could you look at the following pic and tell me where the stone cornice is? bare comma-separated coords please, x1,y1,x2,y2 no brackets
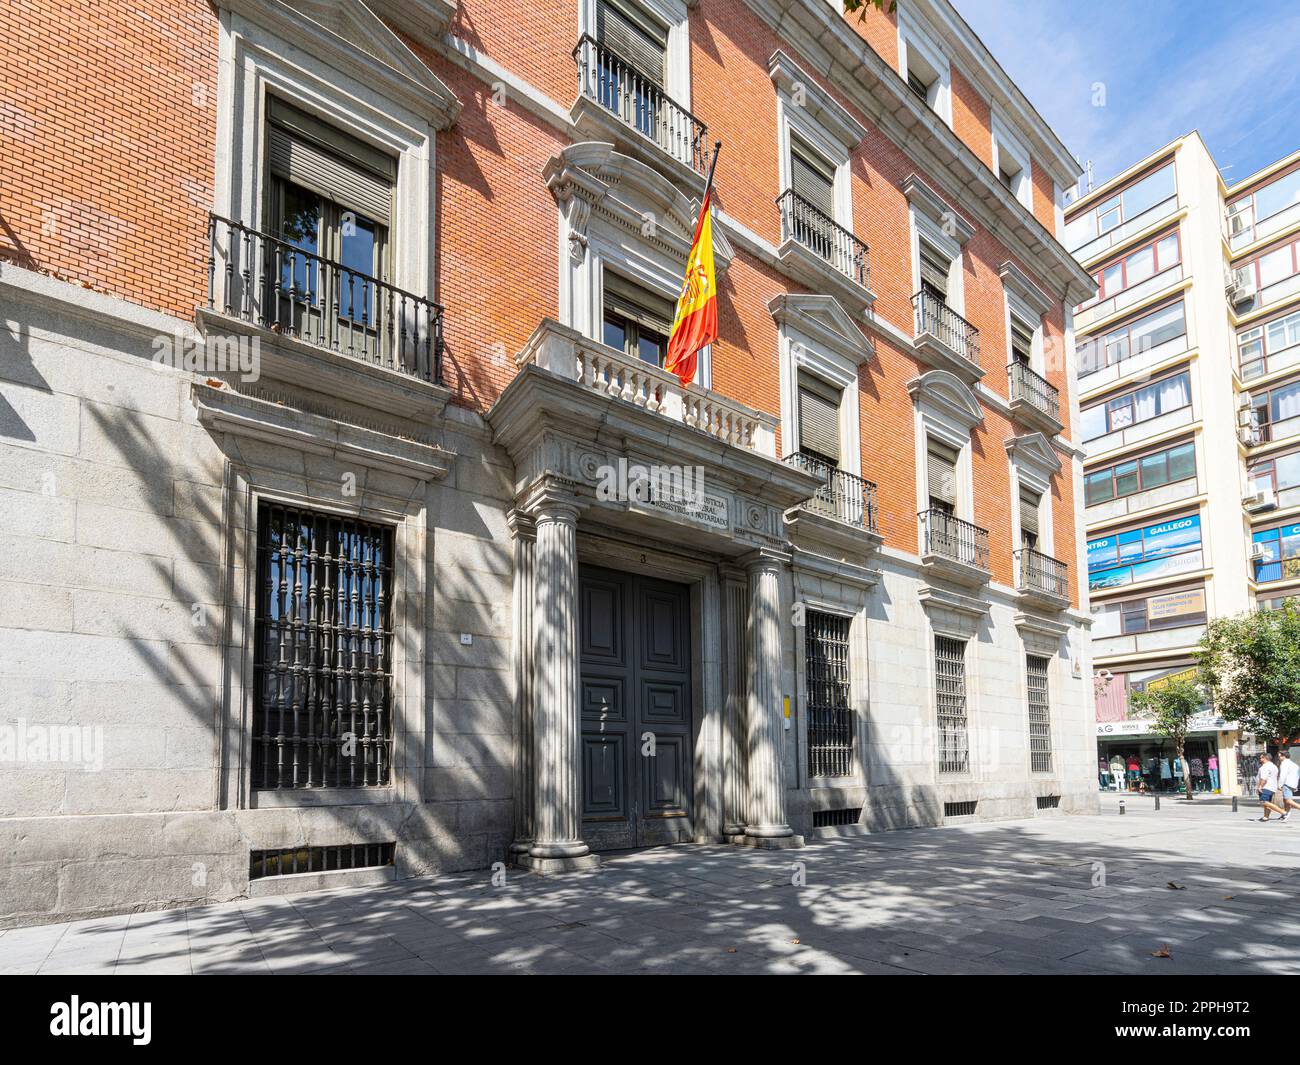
907,369,984,429
904,174,975,244
999,260,1054,318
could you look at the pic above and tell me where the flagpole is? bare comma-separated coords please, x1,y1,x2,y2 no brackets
703,140,723,200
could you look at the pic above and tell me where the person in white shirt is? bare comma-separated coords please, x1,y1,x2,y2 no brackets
1256,753,1287,821
1277,750,1300,820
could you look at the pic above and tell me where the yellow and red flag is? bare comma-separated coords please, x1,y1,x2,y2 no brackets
664,147,721,387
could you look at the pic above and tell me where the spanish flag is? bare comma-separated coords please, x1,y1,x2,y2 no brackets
664,145,722,387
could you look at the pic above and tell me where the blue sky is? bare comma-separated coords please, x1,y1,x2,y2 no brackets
954,0,1300,192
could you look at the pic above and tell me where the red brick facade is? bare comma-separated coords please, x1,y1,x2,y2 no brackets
0,0,1082,607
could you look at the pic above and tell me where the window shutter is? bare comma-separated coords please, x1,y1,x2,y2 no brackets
267,99,395,227
920,241,950,296
603,271,675,336
927,439,959,507
1020,487,1041,537
597,0,668,85
790,138,836,219
1011,317,1034,364
798,372,842,462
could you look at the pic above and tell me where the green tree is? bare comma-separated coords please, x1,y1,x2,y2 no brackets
1198,599,1300,744
843,0,897,19
1129,678,1203,801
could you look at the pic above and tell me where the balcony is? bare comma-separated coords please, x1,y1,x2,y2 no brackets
776,189,870,292
912,287,982,383
1008,361,1062,434
206,214,444,385
571,34,710,182
919,508,990,588
515,318,776,455
1015,548,1069,610
783,452,879,534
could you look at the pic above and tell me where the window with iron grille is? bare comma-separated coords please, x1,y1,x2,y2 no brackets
1036,794,1060,810
934,635,969,774
249,842,395,881
806,611,853,778
253,504,394,790
812,807,862,828
1027,654,1052,774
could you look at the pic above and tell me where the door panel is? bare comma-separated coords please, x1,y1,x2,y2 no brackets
580,566,693,850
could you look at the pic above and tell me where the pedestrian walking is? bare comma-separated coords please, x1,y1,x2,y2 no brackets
1277,749,1300,820
1256,752,1287,821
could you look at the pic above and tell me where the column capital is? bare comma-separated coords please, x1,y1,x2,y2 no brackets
738,546,791,574
506,508,537,541
519,475,586,523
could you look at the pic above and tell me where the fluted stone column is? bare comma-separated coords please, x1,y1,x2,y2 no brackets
507,510,536,857
522,489,598,871
721,570,749,839
743,549,801,847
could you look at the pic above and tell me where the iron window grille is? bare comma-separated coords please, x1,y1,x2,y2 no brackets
944,800,977,817
934,635,969,775
805,611,854,778
249,842,395,881
1027,654,1052,774
1036,794,1061,810
812,807,862,828
253,504,395,790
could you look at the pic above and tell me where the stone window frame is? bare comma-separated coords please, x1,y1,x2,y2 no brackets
906,175,973,317
909,370,984,527
212,1,458,309
770,50,867,237
1000,260,1054,378
771,293,874,474
896,5,953,129
992,110,1034,211
1006,431,1063,560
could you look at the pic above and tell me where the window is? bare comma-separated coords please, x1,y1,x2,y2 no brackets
1019,485,1041,550
1062,161,1176,253
806,611,853,778
919,239,951,300
927,438,960,513
935,635,969,775
1026,655,1051,773
1091,230,1181,301
1238,237,1300,294
1251,378,1300,443
1078,299,1187,376
1082,371,1191,441
597,0,667,85
1010,316,1034,366
1087,514,1203,590
264,98,397,355
1251,522,1300,584
1228,168,1300,247
1084,440,1195,506
253,504,394,790
1248,448,1300,507
1238,308,1300,380
602,271,675,366
1117,586,1207,634
798,371,842,464
907,68,931,103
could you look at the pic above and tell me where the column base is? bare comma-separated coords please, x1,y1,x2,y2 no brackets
513,853,602,875
727,833,805,850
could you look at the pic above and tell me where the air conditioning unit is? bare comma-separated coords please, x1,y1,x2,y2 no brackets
1227,275,1257,307
1251,543,1270,560
1244,489,1277,512
1239,426,1261,446
1238,391,1253,410
1239,408,1256,427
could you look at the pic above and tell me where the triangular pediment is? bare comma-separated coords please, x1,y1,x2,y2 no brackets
768,293,874,365
1005,431,1062,476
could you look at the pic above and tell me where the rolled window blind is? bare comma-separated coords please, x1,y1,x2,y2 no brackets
597,0,668,86
798,372,841,462
927,439,959,507
604,271,675,336
790,138,836,219
1011,317,1035,364
920,241,950,296
267,98,395,227
1020,487,1041,538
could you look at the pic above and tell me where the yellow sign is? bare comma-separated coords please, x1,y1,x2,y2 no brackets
783,695,791,719
1147,587,1205,621
1145,666,1198,692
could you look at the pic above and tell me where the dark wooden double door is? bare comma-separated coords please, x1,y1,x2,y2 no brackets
579,567,694,851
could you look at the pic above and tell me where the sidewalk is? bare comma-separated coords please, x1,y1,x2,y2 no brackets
4,806,1299,975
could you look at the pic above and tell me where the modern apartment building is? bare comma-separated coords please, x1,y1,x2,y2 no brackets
1066,132,1300,797
0,0,1096,925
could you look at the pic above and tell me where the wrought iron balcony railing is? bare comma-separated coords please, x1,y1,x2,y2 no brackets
1016,547,1068,599
913,286,980,367
784,452,878,532
573,34,711,175
207,214,444,385
776,189,870,289
919,508,990,571
1008,360,1060,424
